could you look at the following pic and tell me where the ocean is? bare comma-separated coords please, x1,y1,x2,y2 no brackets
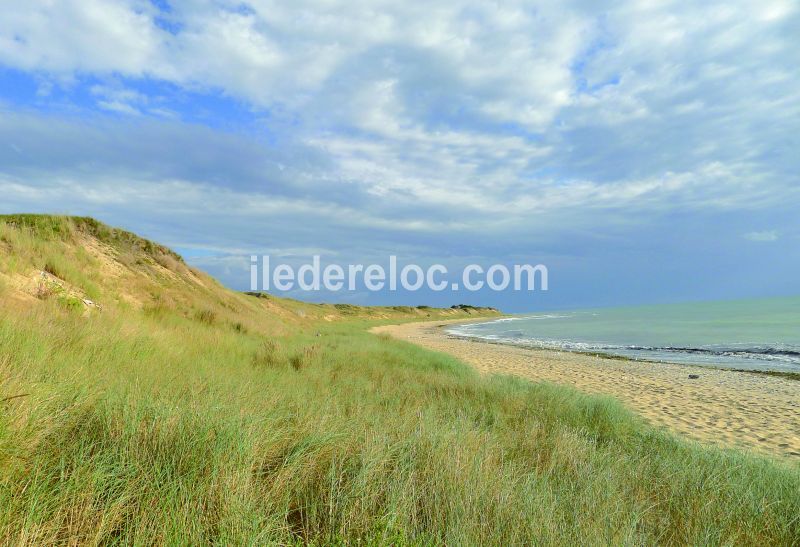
447,296,800,373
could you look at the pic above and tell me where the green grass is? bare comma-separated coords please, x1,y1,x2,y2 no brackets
0,304,798,545
0,214,183,263
0,215,798,544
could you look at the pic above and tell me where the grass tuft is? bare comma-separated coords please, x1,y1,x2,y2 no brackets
194,309,218,325
252,339,283,369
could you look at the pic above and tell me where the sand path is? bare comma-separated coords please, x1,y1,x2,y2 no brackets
373,320,800,460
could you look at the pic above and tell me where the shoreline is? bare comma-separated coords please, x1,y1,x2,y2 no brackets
444,326,800,382
373,320,800,460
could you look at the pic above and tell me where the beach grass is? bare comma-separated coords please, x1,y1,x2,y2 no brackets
0,215,799,544
1,306,799,545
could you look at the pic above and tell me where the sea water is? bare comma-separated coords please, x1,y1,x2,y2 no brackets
447,296,800,373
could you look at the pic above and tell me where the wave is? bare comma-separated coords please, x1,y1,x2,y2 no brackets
630,344,800,364
444,329,800,368
447,314,573,336
519,313,575,320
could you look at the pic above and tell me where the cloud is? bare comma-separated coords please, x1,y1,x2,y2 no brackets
0,0,798,307
0,0,165,74
744,230,779,242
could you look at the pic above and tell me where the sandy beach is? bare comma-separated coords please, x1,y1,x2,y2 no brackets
373,320,800,459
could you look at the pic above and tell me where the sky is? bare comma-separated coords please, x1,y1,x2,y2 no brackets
0,0,798,312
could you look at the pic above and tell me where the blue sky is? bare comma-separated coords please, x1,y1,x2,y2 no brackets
1,0,798,311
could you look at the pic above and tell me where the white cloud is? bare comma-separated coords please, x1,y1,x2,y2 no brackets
0,0,798,279
0,0,589,123
744,230,779,242
0,0,165,74
95,100,141,115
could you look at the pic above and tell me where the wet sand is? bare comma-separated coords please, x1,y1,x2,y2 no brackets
373,320,800,460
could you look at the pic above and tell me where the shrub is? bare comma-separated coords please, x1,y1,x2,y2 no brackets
334,304,359,315
245,291,270,299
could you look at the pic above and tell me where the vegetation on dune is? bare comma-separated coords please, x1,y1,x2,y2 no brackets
1,214,184,263
0,216,798,544
0,215,466,331
450,303,499,312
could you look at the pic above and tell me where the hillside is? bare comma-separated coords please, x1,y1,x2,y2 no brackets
0,215,798,545
0,214,498,331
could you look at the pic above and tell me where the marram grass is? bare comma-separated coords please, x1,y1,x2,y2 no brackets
0,215,798,545
0,307,798,545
